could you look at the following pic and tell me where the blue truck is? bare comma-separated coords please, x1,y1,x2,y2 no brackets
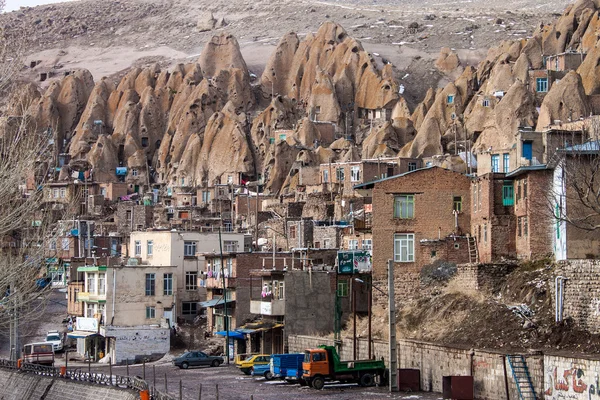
271,353,305,384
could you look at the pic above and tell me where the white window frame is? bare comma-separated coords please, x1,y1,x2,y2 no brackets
350,166,360,182
394,233,415,262
98,273,106,295
134,240,141,256
348,239,359,250
362,239,372,250
147,240,153,256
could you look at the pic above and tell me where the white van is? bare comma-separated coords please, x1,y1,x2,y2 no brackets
23,342,54,366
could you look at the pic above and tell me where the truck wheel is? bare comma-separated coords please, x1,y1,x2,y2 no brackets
312,376,325,390
360,373,374,387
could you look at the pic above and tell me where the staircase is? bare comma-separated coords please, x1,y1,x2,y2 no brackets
507,355,537,400
467,235,479,263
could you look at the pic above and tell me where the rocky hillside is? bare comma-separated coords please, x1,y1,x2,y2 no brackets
2,0,598,196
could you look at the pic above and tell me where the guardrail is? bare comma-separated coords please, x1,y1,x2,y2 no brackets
0,358,176,400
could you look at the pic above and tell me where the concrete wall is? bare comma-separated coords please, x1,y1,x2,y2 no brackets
0,369,137,400
103,325,170,364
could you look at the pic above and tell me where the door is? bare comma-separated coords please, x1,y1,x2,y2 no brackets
198,352,209,366
163,309,173,328
522,142,533,160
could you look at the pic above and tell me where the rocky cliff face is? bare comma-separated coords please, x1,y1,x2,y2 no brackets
24,1,600,194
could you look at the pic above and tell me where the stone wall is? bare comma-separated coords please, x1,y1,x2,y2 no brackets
543,354,600,400
288,335,545,399
0,369,137,400
454,263,518,293
552,259,600,334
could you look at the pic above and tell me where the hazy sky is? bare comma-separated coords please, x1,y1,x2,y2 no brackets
5,0,78,12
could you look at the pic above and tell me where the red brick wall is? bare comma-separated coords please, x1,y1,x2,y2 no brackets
371,167,471,279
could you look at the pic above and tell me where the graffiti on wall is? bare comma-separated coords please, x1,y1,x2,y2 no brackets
545,365,600,399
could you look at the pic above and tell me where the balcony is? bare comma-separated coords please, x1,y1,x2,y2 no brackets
76,291,107,303
205,277,236,289
250,298,285,316
354,218,372,232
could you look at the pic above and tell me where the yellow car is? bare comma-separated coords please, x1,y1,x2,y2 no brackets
238,354,271,375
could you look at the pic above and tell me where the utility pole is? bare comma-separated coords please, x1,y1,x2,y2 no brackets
218,225,229,364
388,259,398,392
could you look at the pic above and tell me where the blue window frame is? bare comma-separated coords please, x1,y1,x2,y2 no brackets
503,153,510,173
491,154,500,173
522,142,533,161
502,182,514,206
536,78,548,93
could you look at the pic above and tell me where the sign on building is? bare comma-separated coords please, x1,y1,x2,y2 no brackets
337,251,372,274
76,317,99,332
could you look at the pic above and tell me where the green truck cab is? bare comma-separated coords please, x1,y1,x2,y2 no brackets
301,345,387,390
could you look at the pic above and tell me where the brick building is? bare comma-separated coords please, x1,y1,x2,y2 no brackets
358,167,472,282
471,166,554,263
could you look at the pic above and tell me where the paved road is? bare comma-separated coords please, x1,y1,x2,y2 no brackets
69,361,442,400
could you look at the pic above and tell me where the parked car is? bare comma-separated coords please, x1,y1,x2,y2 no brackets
172,351,223,369
45,330,63,352
251,362,275,380
238,354,270,375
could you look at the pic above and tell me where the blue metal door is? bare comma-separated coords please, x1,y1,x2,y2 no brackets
522,142,533,160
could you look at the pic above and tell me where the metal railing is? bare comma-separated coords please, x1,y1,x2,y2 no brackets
0,358,176,400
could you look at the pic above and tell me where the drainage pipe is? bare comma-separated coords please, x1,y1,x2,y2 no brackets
555,276,567,323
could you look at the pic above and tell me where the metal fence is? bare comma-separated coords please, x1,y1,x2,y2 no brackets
0,358,176,400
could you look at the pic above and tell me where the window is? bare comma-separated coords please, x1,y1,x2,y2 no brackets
182,301,198,316
132,168,138,177
146,306,155,319
147,240,153,256
350,166,360,182
185,271,198,291
431,250,437,258
315,106,321,114
181,177,185,186
337,280,349,297
59,188,66,198
502,181,514,206
49,240,56,251
163,273,173,296
289,225,297,239
87,273,96,294
491,154,500,173
453,196,462,213
503,153,510,173
323,239,331,249
473,184,478,212
134,240,141,256
518,216,523,237
53,188,59,198
184,241,197,257
523,179,528,199
536,77,548,93
201,190,211,203
483,98,490,107
126,210,132,221
393,195,414,219
523,217,528,237
425,161,433,168
447,94,455,104
484,224,488,243
225,258,233,276
323,170,329,183
61,238,70,250
348,239,359,250
362,239,372,250
141,137,149,147
224,241,238,252
87,303,95,318
336,168,345,182
145,273,155,296
279,133,286,141
394,233,415,262
98,273,106,295
408,162,417,171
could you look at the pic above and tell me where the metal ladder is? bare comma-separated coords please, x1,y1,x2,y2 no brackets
467,235,479,263
507,355,536,400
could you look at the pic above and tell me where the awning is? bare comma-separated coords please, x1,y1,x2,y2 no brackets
67,330,100,339
236,323,284,334
199,298,235,308
215,330,245,340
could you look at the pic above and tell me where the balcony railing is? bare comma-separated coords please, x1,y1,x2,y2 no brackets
205,277,236,289
76,291,107,303
250,298,285,316
353,219,372,231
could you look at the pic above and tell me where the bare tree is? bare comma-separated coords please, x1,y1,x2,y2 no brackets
0,0,68,359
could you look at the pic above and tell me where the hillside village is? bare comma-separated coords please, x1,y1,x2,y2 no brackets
2,0,600,398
